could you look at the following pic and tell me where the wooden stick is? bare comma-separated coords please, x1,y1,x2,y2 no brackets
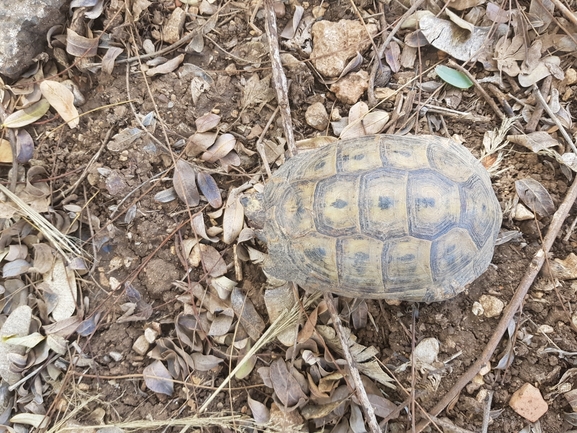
412,170,577,432
325,294,381,433
263,0,296,156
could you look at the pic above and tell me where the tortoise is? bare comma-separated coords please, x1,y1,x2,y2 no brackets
243,134,502,302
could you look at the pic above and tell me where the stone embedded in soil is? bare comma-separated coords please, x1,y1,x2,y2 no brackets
132,335,150,356
311,19,378,77
478,295,505,318
548,253,577,280
330,70,370,105
509,383,548,423
305,102,329,131
512,203,534,221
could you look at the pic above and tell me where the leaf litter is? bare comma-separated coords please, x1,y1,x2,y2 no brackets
1,0,577,431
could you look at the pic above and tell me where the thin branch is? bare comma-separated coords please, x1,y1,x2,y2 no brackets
263,0,296,156
325,294,381,433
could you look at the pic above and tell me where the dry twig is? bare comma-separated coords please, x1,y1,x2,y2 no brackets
413,169,577,432
263,0,296,156
325,294,381,433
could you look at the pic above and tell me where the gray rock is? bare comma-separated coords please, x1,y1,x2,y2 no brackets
0,0,67,79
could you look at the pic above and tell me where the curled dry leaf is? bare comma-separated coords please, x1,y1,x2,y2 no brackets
201,133,236,163
146,54,185,76
223,186,246,244
419,15,496,63
143,360,174,396
269,358,308,409
15,129,35,164
247,393,270,424
191,212,218,242
191,353,223,371
196,112,221,132
230,287,265,341
2,99,51,129
264,285,299,346
190,244,227,277
515,178,555,218
3,259,31,278
196,172,222,208
173,160,199,207
39,80,80,128
42,258,77,321
0,305,32,385
101,47,124,74
66,28,99,57
508,132,560,153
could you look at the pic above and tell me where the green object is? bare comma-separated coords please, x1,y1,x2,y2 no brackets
435,65,474,89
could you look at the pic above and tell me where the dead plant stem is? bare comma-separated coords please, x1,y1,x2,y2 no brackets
263,0,296,156
325,294,381,433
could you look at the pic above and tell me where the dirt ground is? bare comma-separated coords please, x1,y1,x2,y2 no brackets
7,0,577,432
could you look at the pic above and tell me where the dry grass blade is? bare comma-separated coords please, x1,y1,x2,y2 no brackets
0,183,85,260
198,291,322,413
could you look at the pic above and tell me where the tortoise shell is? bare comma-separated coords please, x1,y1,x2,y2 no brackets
261,135,502,302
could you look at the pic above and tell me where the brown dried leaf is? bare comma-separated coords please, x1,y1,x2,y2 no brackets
191,353,223,371
264,285,299,346
419,15,494,62
223,186,245,244
196,112,221,133
507,132,560,152
269,358,308,408
197,172,222,208
66,28,98,57
0,138,12,162
384,40,401,73
42,259,77,321
0,305,32,385
191,213,218,242
247,393,270,424
143,360,174,396
193,244,227,277
515,178,555,217
185,131,218,157
173,160,199,207
241,73,274,109
146,54,185,76
201,133,236,163
230,287,265,341
39,80,79,128
301,399,345,420
102,47,124,74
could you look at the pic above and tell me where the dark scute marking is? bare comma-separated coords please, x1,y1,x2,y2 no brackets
314,161,326,170
400,253,415,262
378,196,394,210
417,197,435,208
332,199,348,209
353,153,365,160
353,251,369,271
304,247,326,263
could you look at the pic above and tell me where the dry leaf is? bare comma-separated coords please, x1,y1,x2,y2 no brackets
223,186,245,244
0,139,12,162
196,113,221,132
173,160,199,207
146,54,185,76
143,360,174,396
39,80,80,128
102,47,124,74
66,28,99,57
2,99,51,128
515,178,555,217
15,129,34,163
0,305,32,385
247,393,270,424
201,133,236,163
196,172,222,208
269,358,308,408
230,287,265,341
42,258,77,321
191,244,227,277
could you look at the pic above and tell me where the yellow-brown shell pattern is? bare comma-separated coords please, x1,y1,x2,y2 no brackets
262,135,502,302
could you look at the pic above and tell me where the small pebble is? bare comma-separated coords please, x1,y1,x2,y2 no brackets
509,383,548,423
478,295,504,318
512,203,534,221
330,71,370,105
109,351,123,362
132,335,150,356
305,102,329,131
